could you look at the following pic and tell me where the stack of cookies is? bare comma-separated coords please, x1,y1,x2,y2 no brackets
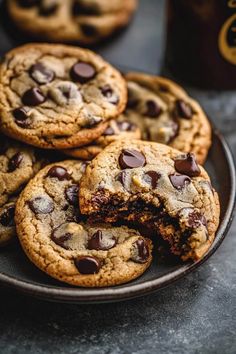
0,42,220,287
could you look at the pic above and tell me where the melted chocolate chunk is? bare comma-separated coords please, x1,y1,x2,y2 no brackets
29,196,54,214
100,85,119,105
8,152,24,172
169,173,191,190
0,206,15,227
65,185,79,206
119,149,146,169
17,0,40,7
22,88,46,106
117,171,127,186
29,63,55,84
72,1,99,15
174,153,201,177
145,100,162,118
132,239,149,263
80,24,98,37
51,228,72,250
70,62,96,83
88,230,117,250
46,166,71,181
187,210,207,228
144,171,161,189
74,256,101,274
13,107,31,128
176,99,193,119
91,192,109,208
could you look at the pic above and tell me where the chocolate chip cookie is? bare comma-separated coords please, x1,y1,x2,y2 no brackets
0,43,127,150
124,72,212,164
63,116,141,160
79,140,220,261
0,134,46,246
8,0,137,44
15,160,152,287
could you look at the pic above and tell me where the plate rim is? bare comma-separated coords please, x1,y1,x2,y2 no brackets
0,128,235,304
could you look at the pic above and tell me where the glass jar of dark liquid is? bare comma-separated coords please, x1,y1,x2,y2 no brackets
166,0,236,89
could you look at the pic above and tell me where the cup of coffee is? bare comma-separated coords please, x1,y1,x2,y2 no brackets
165,0,236,89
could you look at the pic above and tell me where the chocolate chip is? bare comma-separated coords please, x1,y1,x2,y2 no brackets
65,185,79,206
46,166,71,181
187,210,207,228
80,24,98,37
88,230,116,251
22,88,46,106
117,121,136,132
132,239,149,263
117,171,127,186
103,126,115,136
174,153,201,177
0,206,15,227
39,3,58,16
119,149,146,169
8,152,24,172
91,193,109,208
100,85,119,105
144,171,161,189
17,0,40,7
145,100,162,118
70,62,96,83
29,63,55,84
74,256,101,274
169,173,191,190
29,196,54,214
51,228,72,250
13,107,31,128
72,1,99,15
176,99,193,119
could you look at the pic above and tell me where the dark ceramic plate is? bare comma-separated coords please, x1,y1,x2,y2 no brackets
0,129,235,303
0,0,235,303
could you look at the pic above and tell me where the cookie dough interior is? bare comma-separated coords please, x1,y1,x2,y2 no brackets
86,193,208,261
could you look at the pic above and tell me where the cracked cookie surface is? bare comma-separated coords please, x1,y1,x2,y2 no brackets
8,0,137,44
0,43,127,149
124,72,211,164
0,134,46,246
63,72,211,162
63,116,141,160
79,140,220,261
15,160,152,287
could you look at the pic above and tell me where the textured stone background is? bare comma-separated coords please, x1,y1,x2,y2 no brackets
0,1,236,353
